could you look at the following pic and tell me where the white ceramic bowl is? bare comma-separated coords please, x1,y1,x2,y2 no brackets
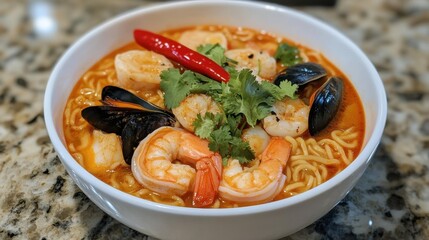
44,1,387,239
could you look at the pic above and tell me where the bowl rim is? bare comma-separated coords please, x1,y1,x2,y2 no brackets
44,0,387,216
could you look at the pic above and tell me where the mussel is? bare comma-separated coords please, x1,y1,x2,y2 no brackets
274,62,327,86
274,62,343,135
101,86,174,117
81,86,175,164
308,77,344,136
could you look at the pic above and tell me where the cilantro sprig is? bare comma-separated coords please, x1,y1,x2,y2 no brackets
197,43,237,67
197,44,227,66
160,69,221,109
216,69,298,127
193,113,254,165
160,44,299,164
274,42,303,66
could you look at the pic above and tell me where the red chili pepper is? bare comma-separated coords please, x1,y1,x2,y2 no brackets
134,29,230,83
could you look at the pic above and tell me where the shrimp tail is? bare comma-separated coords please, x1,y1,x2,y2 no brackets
261,137,291,165
193,154,222,207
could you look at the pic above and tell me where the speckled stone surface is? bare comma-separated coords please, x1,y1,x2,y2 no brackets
0,0,428,239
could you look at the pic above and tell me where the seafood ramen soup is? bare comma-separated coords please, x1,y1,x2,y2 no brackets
63,25,365,208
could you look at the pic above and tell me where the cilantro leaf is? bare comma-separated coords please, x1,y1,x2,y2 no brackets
197,43,238,68
226,115,244,138
190,73,223,94
197,44,227,66
160,69,221,109
239,70,273,108
224,65,239,80
220,69,276,127
260,80,299,100
193,112,254,165
193,114,214,139
274,43,303,66
209,126,232,157
229,137,254,164
278,80,299,99
193,113,223,139
160,69,196,109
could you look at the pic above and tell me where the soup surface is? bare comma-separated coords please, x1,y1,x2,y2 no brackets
63,25,365,208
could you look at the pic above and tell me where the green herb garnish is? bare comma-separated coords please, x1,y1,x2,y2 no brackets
197,43,238,67
193,113,254,165
197,44,227,66
160,69,221,109
274,42,303,66
216,69,298,127
160,44,298,164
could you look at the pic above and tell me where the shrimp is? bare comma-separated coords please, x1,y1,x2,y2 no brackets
115,50,173,91
172,94,222,132
178,30,228,51
219,137,291,204
225,48,277,80
262,98,310,137
131,127,222,207
86,130,126,174
242,126,270,157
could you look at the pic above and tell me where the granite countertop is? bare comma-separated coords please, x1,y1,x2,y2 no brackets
1,0,428,239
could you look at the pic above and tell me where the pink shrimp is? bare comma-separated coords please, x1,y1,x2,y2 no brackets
131,127,222,207
219,137,291,204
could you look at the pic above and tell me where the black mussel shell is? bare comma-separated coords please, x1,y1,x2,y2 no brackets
274,62,327,86
121,114,175,164
308,77,344,136
81,106,175,164
102,85,174,117
82,106,144,135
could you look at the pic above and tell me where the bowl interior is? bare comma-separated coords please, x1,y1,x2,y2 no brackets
45,1,386,214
